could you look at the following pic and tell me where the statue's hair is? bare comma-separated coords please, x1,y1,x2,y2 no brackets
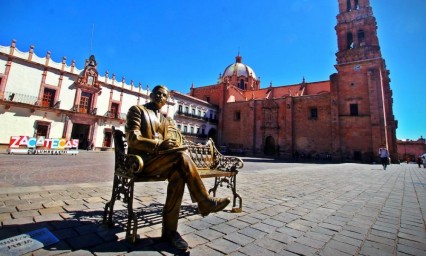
152,85,169,93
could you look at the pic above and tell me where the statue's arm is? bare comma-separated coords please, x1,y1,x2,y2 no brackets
125,105,158,153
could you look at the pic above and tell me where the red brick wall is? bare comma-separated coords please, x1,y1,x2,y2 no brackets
292,94,333,157
191,84,223,106
217,94,335,158
220,101,254,151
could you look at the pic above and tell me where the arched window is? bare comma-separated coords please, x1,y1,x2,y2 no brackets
239,79,245,89
347,32,354,49
357,30,365,46
354,0,359,10
346,0,352,11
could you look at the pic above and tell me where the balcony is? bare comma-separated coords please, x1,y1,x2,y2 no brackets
203,117,218,124
104,111,126,120
2,92,129,122
176,110,218,123
3,91,38,105
3,91,62,112
72,105,98,115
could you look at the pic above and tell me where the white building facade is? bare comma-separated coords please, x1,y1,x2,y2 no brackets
0,40,218,152
170,90,218,144
0,40,178,151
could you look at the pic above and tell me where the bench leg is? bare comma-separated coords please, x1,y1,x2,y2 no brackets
208,177,220,197
103,176,139,243
209,176,242,213
125,179,138,243
103,175,120,226
230,176,242,213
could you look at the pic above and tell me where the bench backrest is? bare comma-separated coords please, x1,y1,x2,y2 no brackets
112,127,144,176
112,127,127,155
184,139,216,170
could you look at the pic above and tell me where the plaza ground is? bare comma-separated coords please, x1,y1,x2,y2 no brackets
0,152,425,255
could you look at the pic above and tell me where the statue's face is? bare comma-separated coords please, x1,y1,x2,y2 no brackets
150,87,169,110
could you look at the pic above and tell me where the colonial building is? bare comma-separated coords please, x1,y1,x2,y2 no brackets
190,0,398,163
0,42,219,152
0,43,177,151
170,90,218,144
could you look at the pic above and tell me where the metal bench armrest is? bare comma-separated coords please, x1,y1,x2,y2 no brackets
205,138,243,172
214,150,244,172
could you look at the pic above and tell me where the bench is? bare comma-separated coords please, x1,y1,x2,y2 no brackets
103,126,243,243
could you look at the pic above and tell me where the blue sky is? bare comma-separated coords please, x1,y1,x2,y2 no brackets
1,0,425,141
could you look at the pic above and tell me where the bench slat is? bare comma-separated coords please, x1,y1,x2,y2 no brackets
198,169,237,178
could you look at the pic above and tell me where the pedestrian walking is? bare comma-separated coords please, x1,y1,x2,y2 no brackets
378,145,389,170
417,157,422,168
422,155,426,169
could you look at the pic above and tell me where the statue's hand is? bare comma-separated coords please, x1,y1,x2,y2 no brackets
158,139,178,151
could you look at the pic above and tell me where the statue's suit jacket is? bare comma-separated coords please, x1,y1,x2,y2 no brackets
125,105,169,162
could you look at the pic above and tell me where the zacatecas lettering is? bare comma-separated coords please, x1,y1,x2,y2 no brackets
9,136,78,149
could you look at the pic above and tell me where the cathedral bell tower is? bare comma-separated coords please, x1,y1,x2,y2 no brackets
331,0,398,162
336,0,381,64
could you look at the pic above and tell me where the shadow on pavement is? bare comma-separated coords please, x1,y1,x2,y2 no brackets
1,204,199,255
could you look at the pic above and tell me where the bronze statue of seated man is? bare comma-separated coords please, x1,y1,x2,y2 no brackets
125,85,230,250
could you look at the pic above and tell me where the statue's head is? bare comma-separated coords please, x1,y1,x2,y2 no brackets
149,85,169,110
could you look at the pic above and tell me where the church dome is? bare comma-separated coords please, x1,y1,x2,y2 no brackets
222,55,257,80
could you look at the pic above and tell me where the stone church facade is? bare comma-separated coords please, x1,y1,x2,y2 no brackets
190,0,397,163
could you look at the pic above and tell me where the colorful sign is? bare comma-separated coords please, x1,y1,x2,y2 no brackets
7,136,79,155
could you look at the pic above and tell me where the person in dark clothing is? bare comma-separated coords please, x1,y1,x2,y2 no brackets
378,145,389,170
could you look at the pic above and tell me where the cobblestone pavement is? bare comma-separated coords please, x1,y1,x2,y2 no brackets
0,151,115,187
0,152,425,255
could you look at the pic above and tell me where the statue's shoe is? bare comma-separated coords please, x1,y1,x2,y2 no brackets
198,197,230,217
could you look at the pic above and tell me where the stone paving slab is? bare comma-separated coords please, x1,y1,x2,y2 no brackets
0,154,426,255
